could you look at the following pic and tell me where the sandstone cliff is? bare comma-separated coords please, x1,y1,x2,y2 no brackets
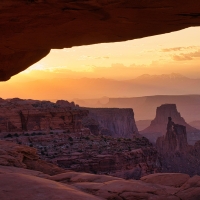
140,104,199,144
0,140,64,175
0,98,139,139
82,108,139,138
0,98,88,134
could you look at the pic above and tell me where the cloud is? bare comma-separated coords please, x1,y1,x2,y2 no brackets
78,55,109,60
173,55,193,61
172,49,200,61
161,46,198,52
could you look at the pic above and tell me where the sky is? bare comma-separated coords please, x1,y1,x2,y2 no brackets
1,27,200,100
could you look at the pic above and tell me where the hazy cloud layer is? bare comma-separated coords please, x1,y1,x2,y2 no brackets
172,49,200,61
161,46,198,52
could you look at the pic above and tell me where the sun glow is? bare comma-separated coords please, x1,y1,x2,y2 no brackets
2,27,200,100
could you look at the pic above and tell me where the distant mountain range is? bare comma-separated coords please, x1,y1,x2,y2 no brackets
2,73,200,100
75,94,200,123
2,73,200,123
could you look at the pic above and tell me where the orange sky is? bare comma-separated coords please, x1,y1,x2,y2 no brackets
1,27,200,100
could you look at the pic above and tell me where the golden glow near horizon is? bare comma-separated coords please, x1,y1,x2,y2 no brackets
15,27,200,80
1,27,200,100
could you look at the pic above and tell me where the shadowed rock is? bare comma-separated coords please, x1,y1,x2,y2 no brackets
140,104,199,144
1,1,200,80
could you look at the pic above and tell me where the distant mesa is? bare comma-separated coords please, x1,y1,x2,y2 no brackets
140,104,200,144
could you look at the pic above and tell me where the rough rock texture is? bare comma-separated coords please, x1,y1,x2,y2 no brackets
1,1,200,80
0,98,139,139
156,117,200,177
82,108,139,138
156,117,188,153
0,141,200,200
2,129,160,180
0,140,65,175
140,104,199,144
0,98,88,133
57,147,160,180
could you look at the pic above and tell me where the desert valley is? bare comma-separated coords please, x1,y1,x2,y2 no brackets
1,0,200,200
1,97,200,199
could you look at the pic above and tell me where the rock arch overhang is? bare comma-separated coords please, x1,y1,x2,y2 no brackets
1,0,200,81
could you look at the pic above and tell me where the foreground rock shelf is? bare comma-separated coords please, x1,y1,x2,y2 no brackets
1,0,200,80
1,165,200,200
0,137,200,199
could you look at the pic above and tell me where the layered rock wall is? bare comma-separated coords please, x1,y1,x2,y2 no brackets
82,108,139,138
0,99,88,133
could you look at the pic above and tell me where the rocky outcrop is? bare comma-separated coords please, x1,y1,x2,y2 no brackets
0,99,139,139
0,98,88,134
56,100,77,108
1,1,200,80
140,104,199,144
155,117,200,176
0,140,65,175
0,138,199,199
57,147,160,180
1,165,200,200
156,117,188,153
2,129,160,180
82,108,139,138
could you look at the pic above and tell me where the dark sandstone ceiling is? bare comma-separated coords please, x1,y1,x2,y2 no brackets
1,0,200,81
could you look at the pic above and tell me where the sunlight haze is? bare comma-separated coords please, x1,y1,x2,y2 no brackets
1,27,200,100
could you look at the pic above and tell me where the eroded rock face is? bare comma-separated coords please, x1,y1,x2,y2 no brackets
0,140,64,175
2,128,160,180
0,98,88,133
140,104,199,144
0,98,139,139
156,117,188,153
0,140,199,199
82,108,139,138
1,1,200,80
156,117,200,176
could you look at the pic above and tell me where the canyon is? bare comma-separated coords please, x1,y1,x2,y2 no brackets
1,1,200,80
2,1,200,199
1,98,200,199
1,140,200,200
0,98,156,179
